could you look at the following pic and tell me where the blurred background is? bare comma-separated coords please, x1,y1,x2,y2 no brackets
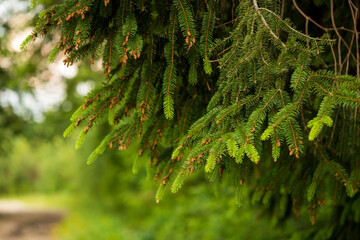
0,1,333,239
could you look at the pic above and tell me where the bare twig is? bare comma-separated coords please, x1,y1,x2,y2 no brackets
293,0,358,64
330,0,343,74
349,0,359,78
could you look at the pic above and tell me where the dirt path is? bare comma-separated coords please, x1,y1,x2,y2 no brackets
0,200,65,240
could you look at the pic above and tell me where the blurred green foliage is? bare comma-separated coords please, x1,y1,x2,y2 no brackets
1,1,360,239
2,130,296,240
0,96,357,240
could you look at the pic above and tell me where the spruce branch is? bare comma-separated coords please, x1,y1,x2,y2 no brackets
252,0,287,49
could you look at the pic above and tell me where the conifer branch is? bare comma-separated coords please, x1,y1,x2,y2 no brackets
27,0,360,220
258,7,336,43
252,0,286,49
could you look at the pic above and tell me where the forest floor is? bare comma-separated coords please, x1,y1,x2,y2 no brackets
0,200,65,240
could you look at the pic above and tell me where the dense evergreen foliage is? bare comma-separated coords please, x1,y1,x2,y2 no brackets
24,0,360,232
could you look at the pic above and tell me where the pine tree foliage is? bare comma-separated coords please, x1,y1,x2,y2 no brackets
25,0,360,224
